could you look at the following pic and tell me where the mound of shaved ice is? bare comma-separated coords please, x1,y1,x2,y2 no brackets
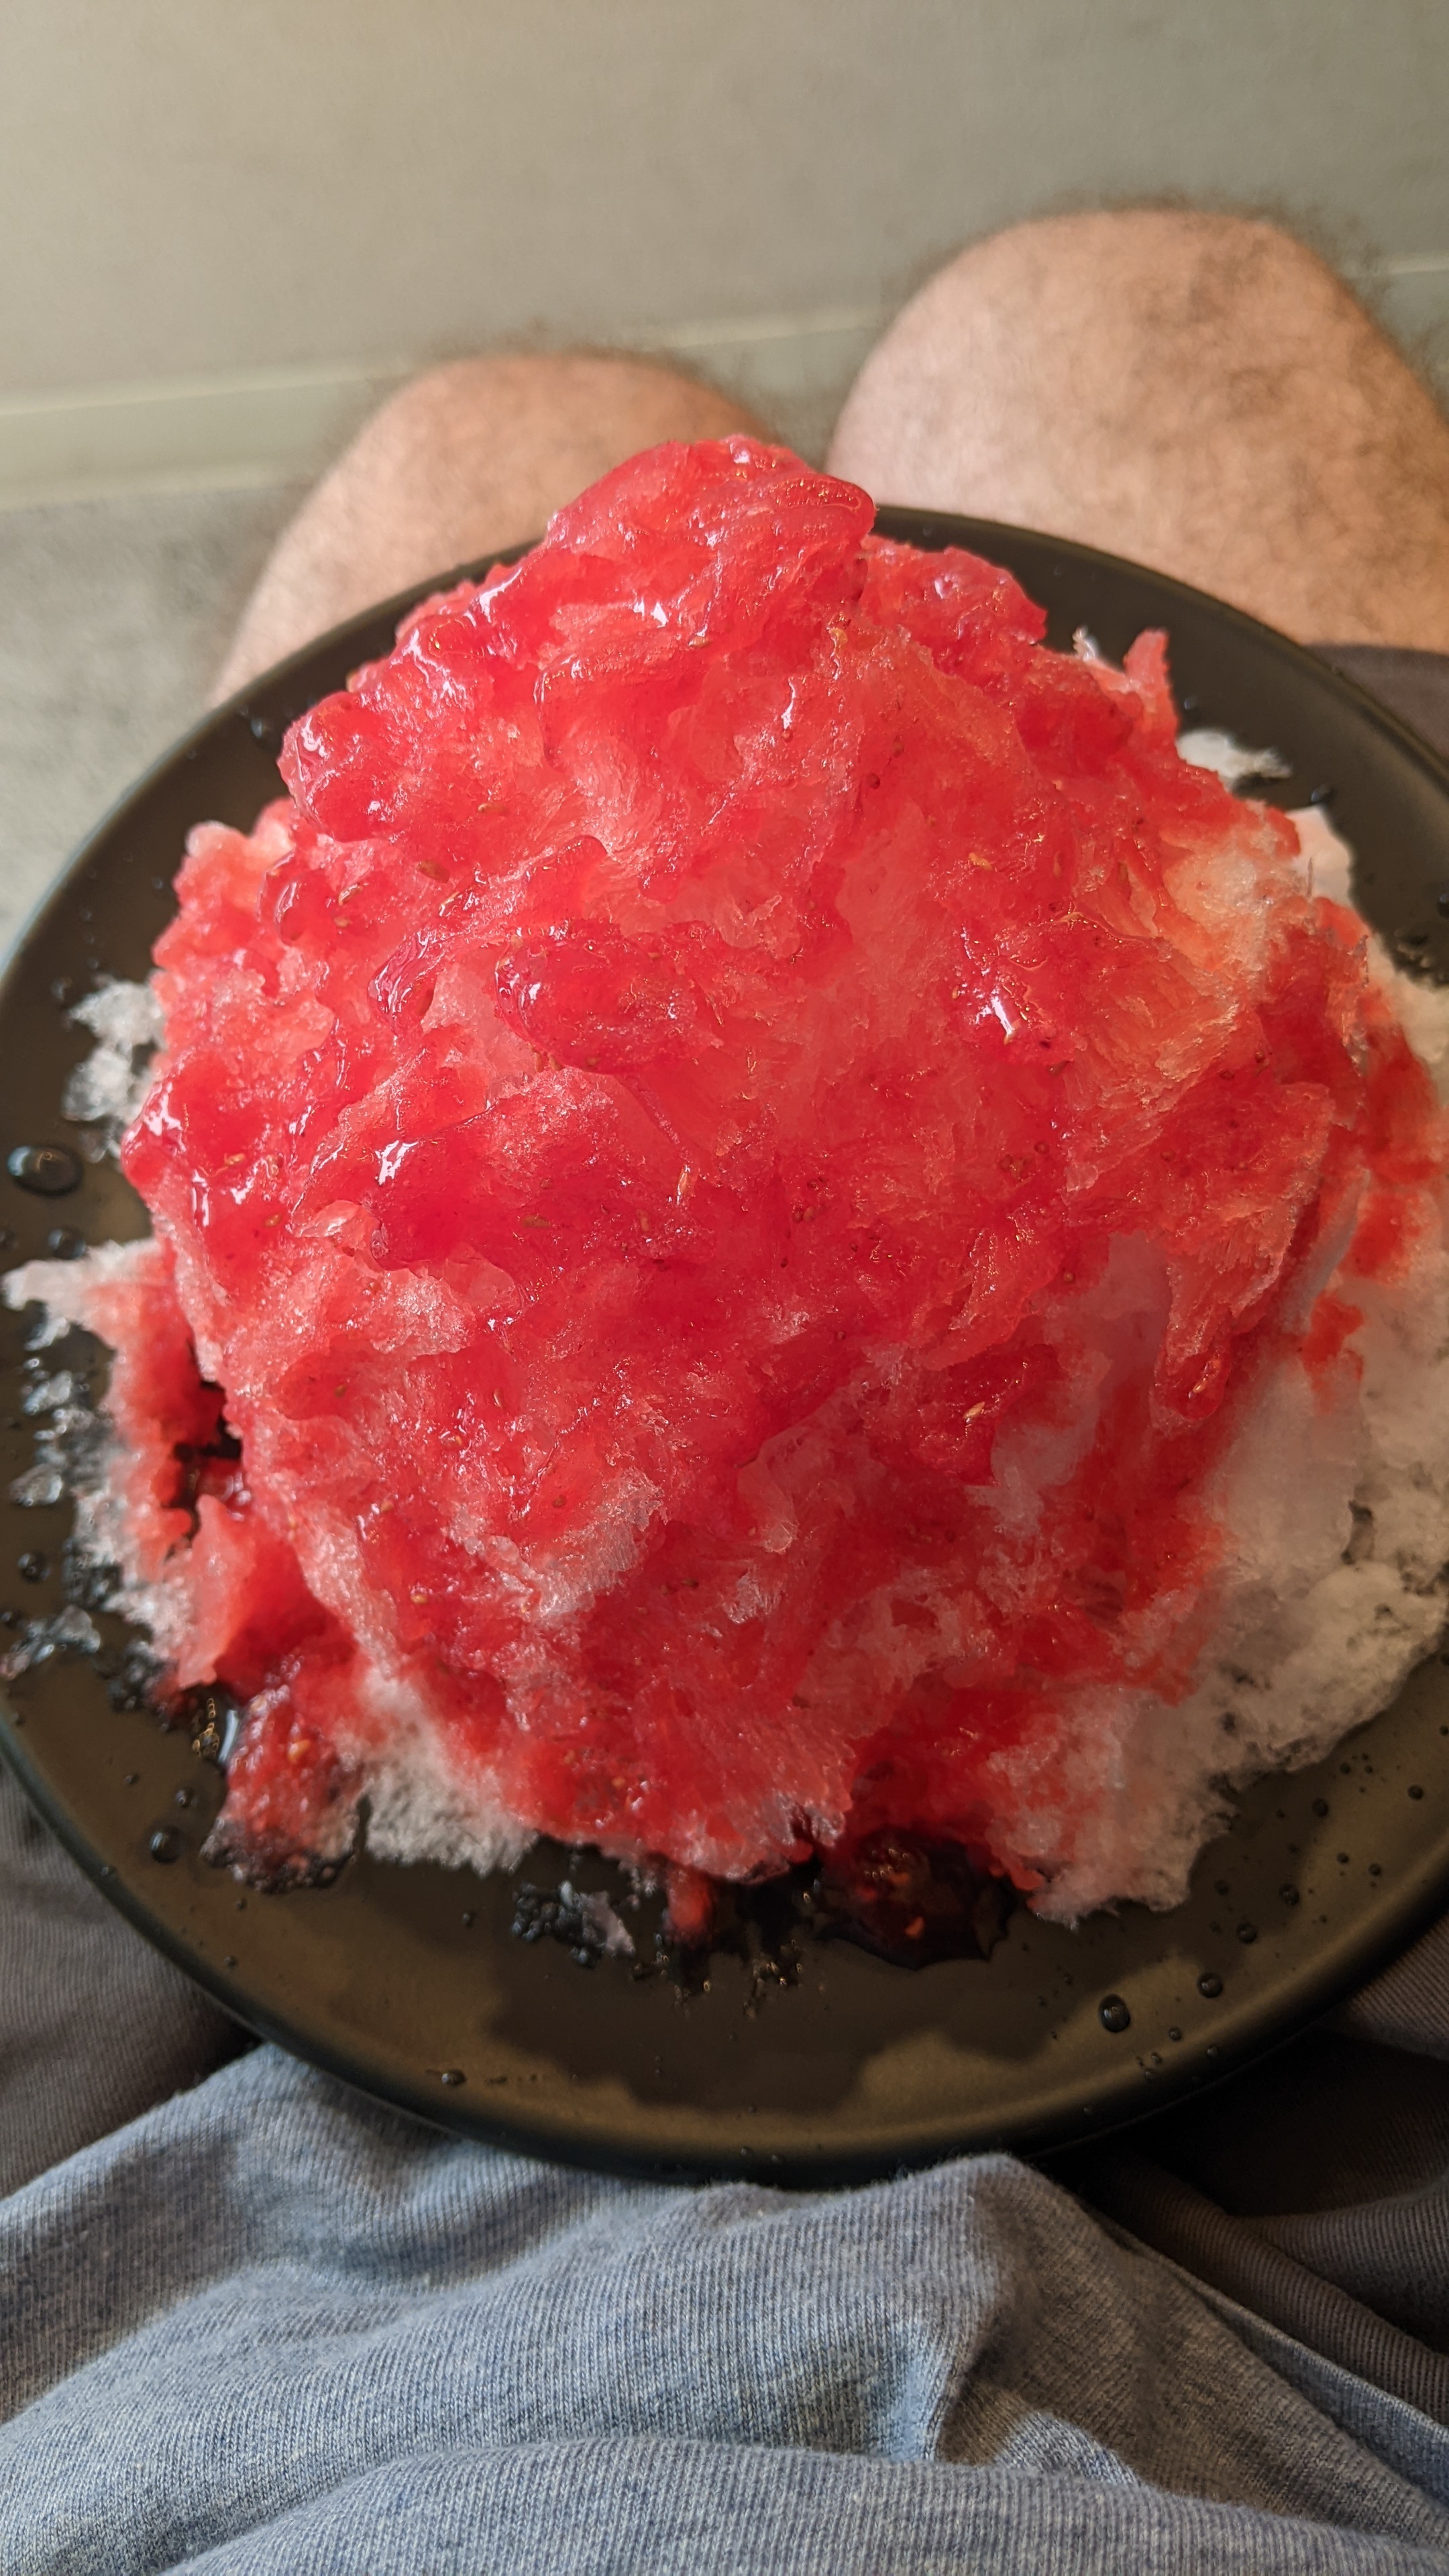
10,437,1449,1930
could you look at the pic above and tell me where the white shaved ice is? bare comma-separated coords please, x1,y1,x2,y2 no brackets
1177,727,1293,790
61,977,164,1140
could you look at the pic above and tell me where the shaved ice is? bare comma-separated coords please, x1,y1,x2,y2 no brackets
9,437,1449,1933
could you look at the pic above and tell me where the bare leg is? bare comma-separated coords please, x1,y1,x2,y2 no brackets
828,211,1449,649
213,354,765,697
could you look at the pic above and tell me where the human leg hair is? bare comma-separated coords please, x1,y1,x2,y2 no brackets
827,210,1449,649
213,354,765,697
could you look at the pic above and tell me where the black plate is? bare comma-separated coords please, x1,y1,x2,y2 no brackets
3,510,1449,2186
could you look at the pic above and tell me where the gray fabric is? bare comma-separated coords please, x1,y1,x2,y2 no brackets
9,1774,1449,2569
0,1768,244,2196
1076,2145,1449,2421
1069,2022,1449,2370
1337,1911,1449,2063
5,645,1449,2572
5,2024,1449,2575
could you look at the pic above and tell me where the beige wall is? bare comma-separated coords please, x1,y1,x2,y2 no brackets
2,0,1445,394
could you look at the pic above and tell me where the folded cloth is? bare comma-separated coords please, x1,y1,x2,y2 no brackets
1,645,1448,2576
4,2008,1449,2576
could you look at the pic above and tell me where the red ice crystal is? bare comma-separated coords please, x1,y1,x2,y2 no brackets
93,437,1444,1907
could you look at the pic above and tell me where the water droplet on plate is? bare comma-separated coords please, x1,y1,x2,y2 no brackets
148,1827,181,1863
7,1144,80,1197
1197,1972,1223,1999
1236,1922,1258,1944
1099,1994,1130,2033
437,2067,466,2088
16,1552,48,1582
43,1227,86,1260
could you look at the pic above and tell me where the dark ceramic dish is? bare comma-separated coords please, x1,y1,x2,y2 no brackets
3,509,1449,2186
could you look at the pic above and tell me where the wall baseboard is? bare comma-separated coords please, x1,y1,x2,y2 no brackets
0,305,890,511
1,258,1443,515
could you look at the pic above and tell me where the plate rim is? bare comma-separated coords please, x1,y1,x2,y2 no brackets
4,505,1449,2184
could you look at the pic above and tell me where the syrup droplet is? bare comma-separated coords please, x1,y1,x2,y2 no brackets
7,1144,80,1197
1197,1972,1223,1998
43,1226,86,1259
148,1827,181,1862
1099,1994,1130,2033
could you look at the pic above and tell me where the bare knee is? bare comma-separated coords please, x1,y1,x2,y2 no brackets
349,352,761,522
215,353,763,697
830,210,1449,647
